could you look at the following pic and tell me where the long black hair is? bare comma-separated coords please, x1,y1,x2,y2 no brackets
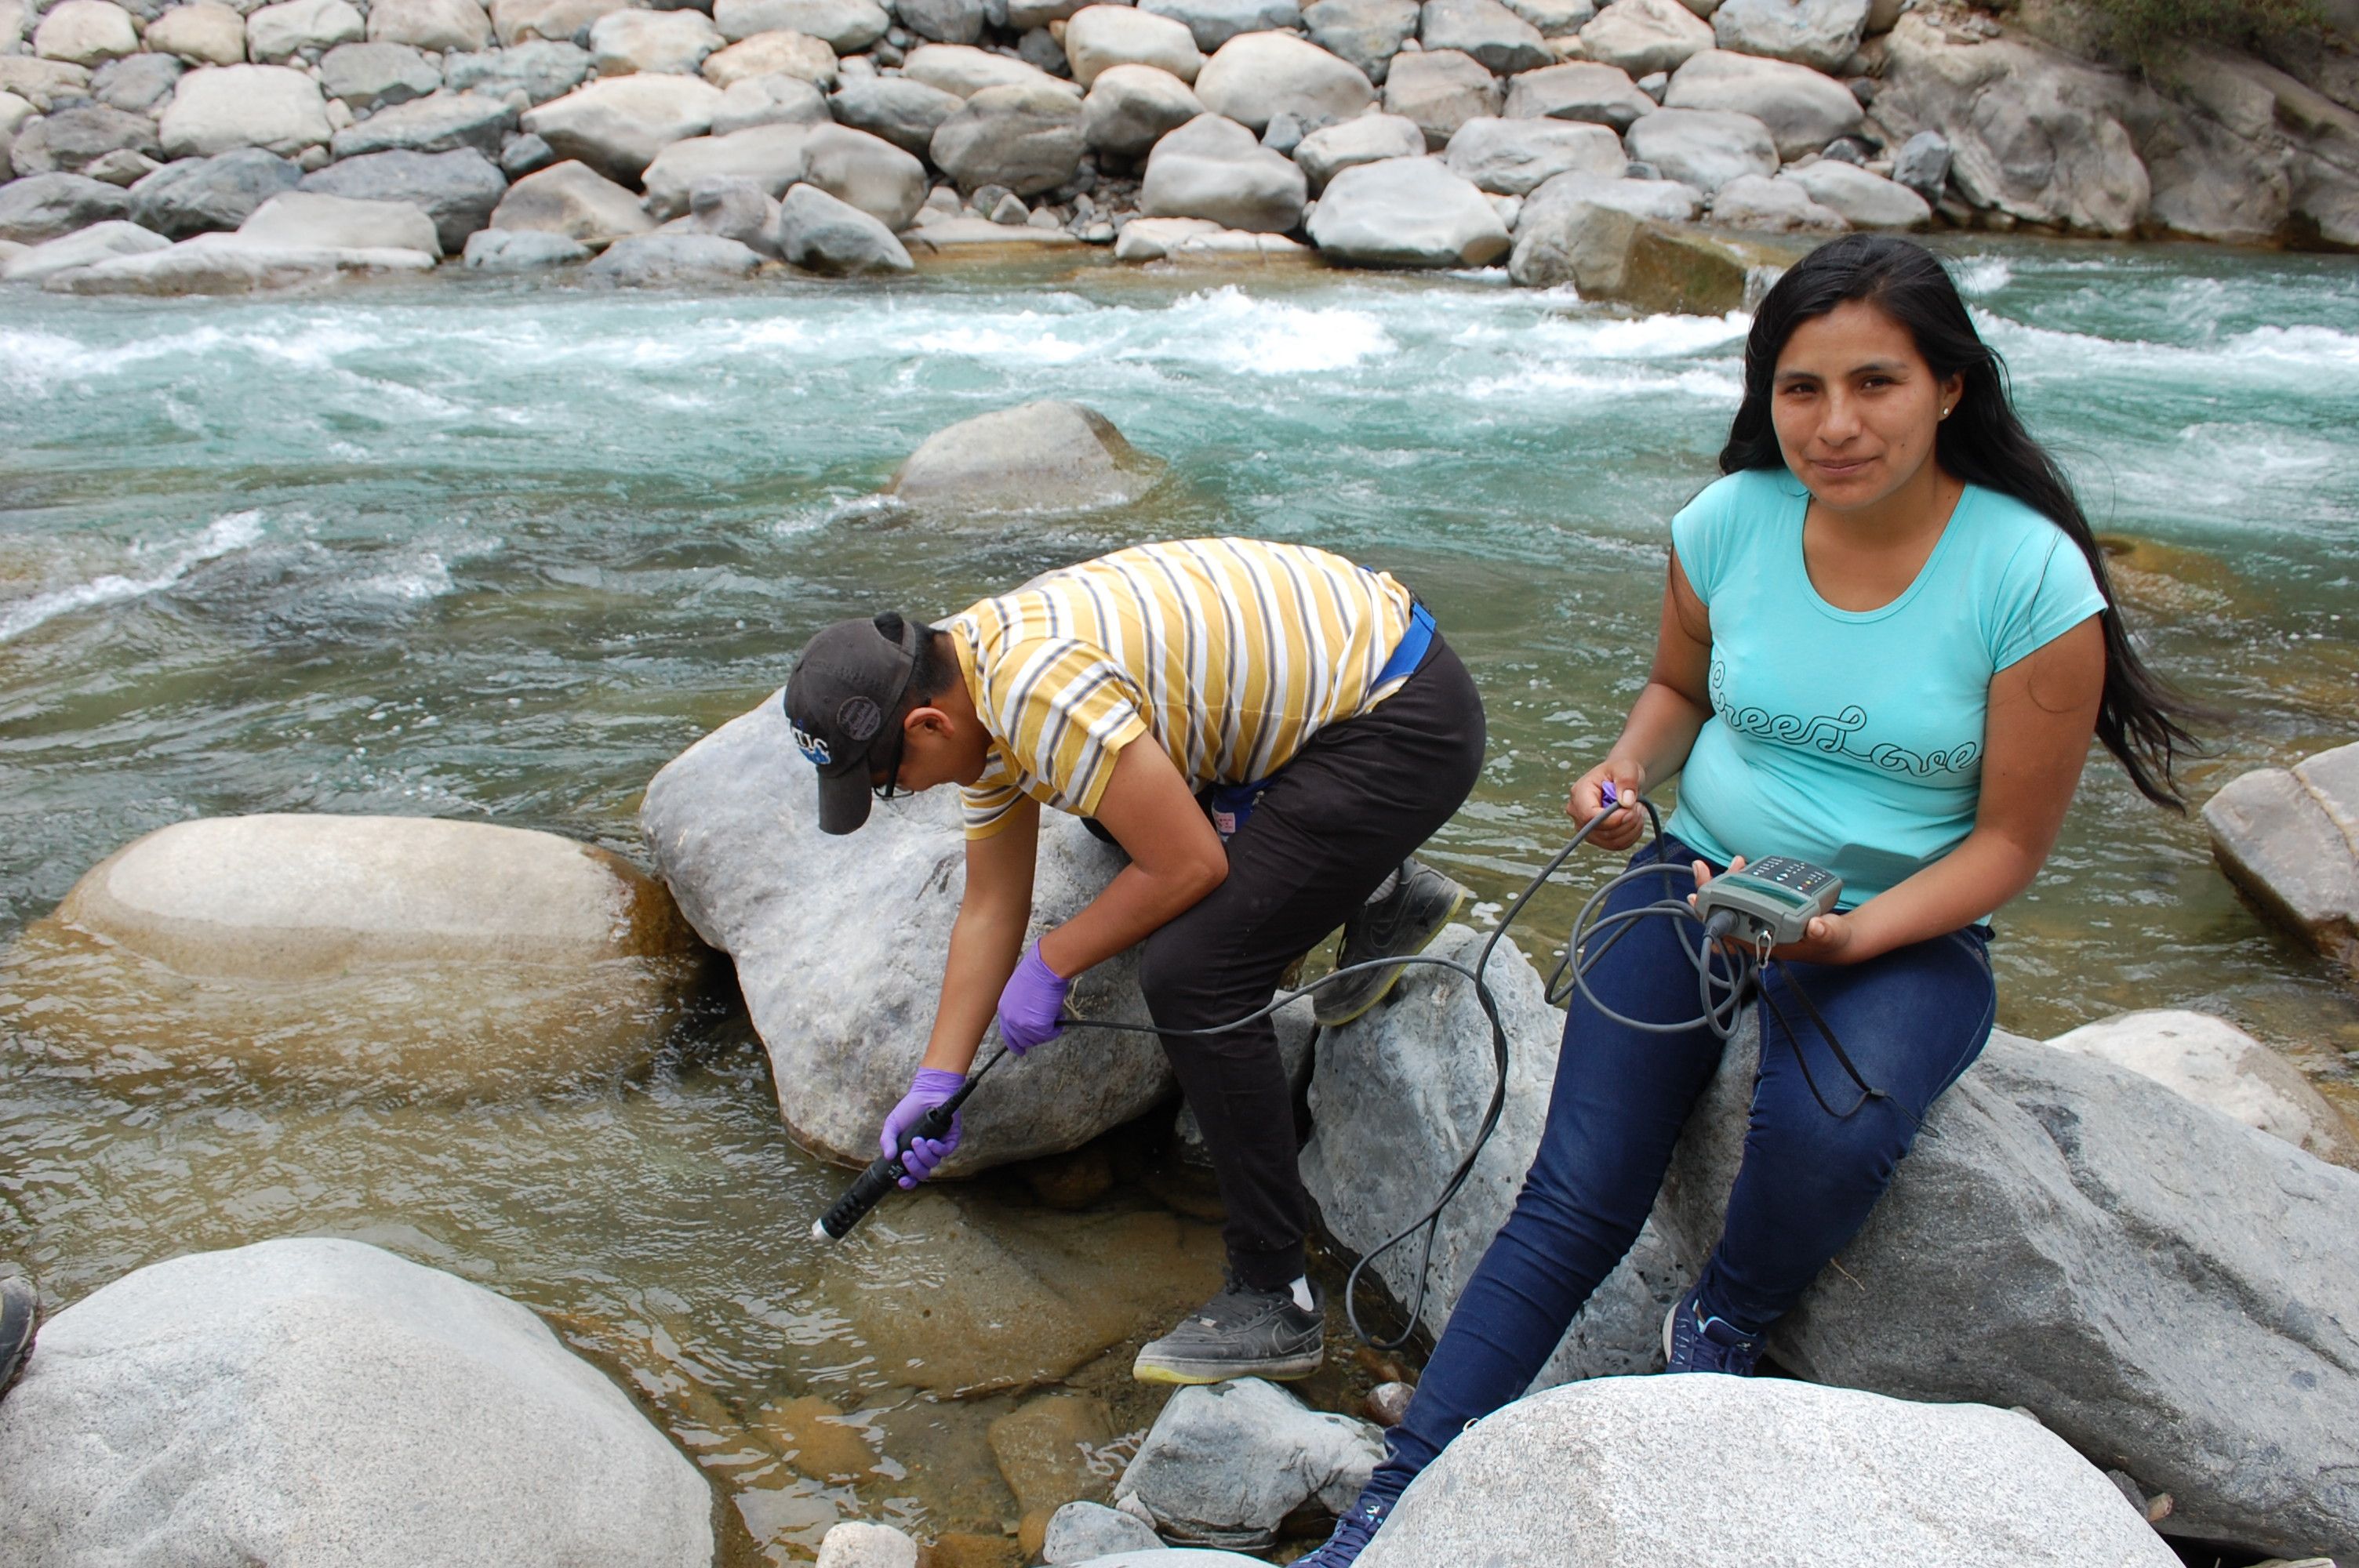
1718,234,2201,810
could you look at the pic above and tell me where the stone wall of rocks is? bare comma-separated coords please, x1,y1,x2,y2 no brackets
2,0,2352,290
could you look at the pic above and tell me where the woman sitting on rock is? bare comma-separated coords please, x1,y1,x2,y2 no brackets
1301,234,2200,1566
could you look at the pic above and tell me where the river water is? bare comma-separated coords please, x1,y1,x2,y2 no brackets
2,241,2355,1560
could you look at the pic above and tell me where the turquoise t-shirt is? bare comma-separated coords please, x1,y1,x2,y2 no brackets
1664,467,2107,908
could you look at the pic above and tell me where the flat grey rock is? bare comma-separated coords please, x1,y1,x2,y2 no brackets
1662,45,1861,161
1,216,166,281
331,88,519,161
300,147,508,252
1306,151,1510,264
1706,168,1845,229
642,122,814,219
1358,1377,2179,1567
0,1238,713,1568
1420,0,1550,74
1622,103,1775,191
444,39,592,105
831,74,965,154
714,72,834,136
128,147,301,237
9,104,158,180
1302,0,1417,82
1141,0,1303,52
1780,157,1929,227
1576,0,1712,76
583,229,762,281
158,63,333,159
0,170,130,242
43,231,438,292
320,40,444,111
2202,740,2359,981
1503,59,1656,129
522,74,723,183
239,188,445,256
2046,1009,2359,1168
1710,0,1866,71
899,0,989,42
778,178,914,272
1442,111,1623,193
1291,108,1423,190
90,51,184,114
462,223,591,267
369,0,498,52
488,157,656,245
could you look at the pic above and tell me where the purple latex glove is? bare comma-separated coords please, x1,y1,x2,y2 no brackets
996,942,1070,1056
881,1067,966,1189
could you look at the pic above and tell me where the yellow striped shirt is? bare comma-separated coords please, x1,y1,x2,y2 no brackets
947,539,1419,840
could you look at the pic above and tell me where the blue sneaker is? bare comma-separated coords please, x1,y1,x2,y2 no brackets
1295,1494,1393,1567
1662,1283,1764,1376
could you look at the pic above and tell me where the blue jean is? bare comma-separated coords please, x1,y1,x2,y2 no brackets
1365,835,1997,1502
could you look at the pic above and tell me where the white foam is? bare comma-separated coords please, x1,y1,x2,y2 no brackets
1953,256,2012,297
0,510,265,642
1129,285,1397,376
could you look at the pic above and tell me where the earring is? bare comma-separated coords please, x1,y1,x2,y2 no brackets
1940,406,1952,419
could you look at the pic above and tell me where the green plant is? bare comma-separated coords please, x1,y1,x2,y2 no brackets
2070,0,2325,65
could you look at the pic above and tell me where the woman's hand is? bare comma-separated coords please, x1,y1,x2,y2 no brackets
1689,855,1864,965
1568,759,1647,851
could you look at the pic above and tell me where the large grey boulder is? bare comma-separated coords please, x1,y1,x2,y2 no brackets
714,71,833,134
1710,0,1865,71
329,89,518,160
1420,0,1549,75
1302,927,1678,1383
1889,125,1949,201
1871,13,2147,237
42,230,438,292
1655,1019,2359,1561
590,7,725,77
777,178,914,271
2047,1009,2359,1169
640,122,811,216
1442,111,1621,192
369,0,496,51
1080,63,1203,158
1302,0,1416,83
583,228,762,280
300,147,507,250
832,74,963,154
1663,46,1860,160
1707,169,1843,229
159,63,332,158
0,216,166,281
7,103,159,179
1194,29,1376,132
128,147,300,235
713,0,889,49
0,58,95,114
445,39,591,104
1111,1379,1383,1550
1504,0,1597,30
144,2,248,66
803,122,927,227
903,42,1078,98
522,74,724,183
1067,3,1205,85
1382,45,1498,147
639,693,1175,1170
930,79,1086,195
245,0,365,61
1308,151,1510,262
489,157,656,245
1507,169,1699,288
239,189,444,255
2201,740,2359,982
92,53,186,116
0,170,129,241
492,0,634,48
462,224,590,266
1576,0,1710,76
1142,0,1302,52
1623,103,1774,190
898,0,987,42
1503,58,1655,128
1357,1377,2180,1568
658,174,781,255
1140,109,1305,228
33,0,137,65
1291,107,1421,188
11,814,707,1097
320,42,444,111
0,1238,713,1568
1780,155,1928,227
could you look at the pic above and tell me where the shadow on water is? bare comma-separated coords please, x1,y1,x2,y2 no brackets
2,239,2355,1557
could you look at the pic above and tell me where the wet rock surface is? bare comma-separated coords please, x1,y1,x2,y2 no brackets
1357,1376,2180,1566
2047,1008,2359,1167
1659,1018,2359,1561
2203,740,2359,980
0,1238,714,1568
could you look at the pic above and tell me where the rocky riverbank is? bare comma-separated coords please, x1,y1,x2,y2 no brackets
0,0,2354,299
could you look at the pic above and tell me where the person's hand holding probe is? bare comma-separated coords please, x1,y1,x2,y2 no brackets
1567,761,1646,851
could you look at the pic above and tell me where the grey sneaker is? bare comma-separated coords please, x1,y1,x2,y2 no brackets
1,1275,38,1399
1132,1276,1324,1385
1313,858,1470,1027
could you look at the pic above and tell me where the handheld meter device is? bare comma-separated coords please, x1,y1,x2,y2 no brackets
1693,856,1842,947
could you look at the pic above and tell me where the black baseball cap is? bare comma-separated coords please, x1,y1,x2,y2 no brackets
783,612,923,835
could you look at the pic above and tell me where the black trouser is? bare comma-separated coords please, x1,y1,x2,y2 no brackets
1136,637,1488,1290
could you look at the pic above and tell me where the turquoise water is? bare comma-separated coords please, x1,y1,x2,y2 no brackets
3,241,2355,1558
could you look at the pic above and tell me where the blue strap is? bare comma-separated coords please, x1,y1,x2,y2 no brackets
1376,601,1437,690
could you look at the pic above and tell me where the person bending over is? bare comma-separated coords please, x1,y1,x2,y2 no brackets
785,538,1486,1385
1300,235,2199,1563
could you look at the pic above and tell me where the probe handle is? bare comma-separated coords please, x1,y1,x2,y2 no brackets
810,1080,977,1243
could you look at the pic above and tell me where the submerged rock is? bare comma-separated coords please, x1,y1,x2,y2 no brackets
2202,739,2359,982
5,814,706,1097
816,1521,921,1568
990,1392,1118,1523
1114,1378,1383,1549
0,1237,713,1568
1301,927,1681,1385
816,1191,1226,1396
638,681,1172,1174
1657,1019,2359,1561
1356,1377,2178,1566
2047,1009,2359,1167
